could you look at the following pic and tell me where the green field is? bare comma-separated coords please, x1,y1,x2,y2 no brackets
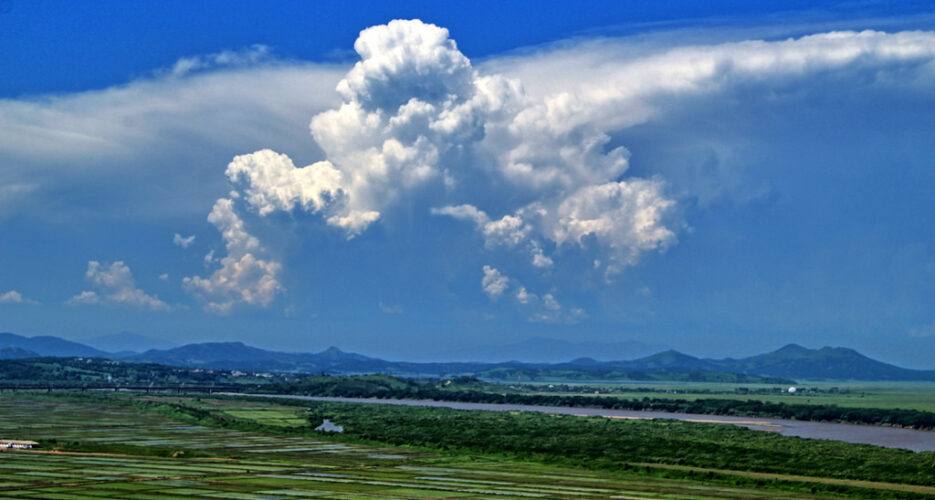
0,393,933,498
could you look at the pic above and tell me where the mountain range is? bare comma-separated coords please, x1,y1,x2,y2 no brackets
1,331,933,382
0,332,107,358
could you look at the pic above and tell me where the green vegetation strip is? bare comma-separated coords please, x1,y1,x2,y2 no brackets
254,374,935,429
630,463,935,496
136,392,935,490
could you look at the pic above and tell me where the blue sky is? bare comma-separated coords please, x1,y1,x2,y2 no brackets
2,1,935,366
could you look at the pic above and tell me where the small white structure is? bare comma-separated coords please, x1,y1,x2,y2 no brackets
787,387,798,394
314,419,344,433
0,440,38,449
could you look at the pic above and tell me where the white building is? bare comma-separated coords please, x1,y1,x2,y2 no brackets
0,440,38,449
314,419,344,433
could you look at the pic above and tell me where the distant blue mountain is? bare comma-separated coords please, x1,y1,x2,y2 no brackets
0,346,40,359
1,332,933,381
81,332,178,354
0,332,107,357
126,342,380,372
126,341,935,382
711,344,934,381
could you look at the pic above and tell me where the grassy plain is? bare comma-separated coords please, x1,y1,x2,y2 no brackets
0,393,933,498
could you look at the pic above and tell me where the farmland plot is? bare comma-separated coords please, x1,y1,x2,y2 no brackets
0,394,930,499
0,452,840,499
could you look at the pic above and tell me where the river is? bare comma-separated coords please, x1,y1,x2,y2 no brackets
227,393,935,452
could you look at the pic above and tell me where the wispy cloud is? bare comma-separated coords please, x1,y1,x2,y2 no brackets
162,45,273,78
173,233,196,249
482,266,584,323
379,301,403,314
909,323,935,338
0,58,345,220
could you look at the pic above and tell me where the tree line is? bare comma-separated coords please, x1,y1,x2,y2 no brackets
254,374,935,430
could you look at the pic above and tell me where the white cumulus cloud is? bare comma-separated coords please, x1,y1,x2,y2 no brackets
530,243,553,269
481,265,509,300
430,204,533,249
226,149,344,216
229,18,649,252
0,290,37,304
183,198,283,314
548,179,677,272
68,261,169,310
515,287,534,305
480,266,583,322
223,18,678,275
511,286,585,323
230,20,495,236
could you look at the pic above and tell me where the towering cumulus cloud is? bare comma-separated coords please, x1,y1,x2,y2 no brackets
226,20,489,235
187,21,935,314
225,19,677,279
